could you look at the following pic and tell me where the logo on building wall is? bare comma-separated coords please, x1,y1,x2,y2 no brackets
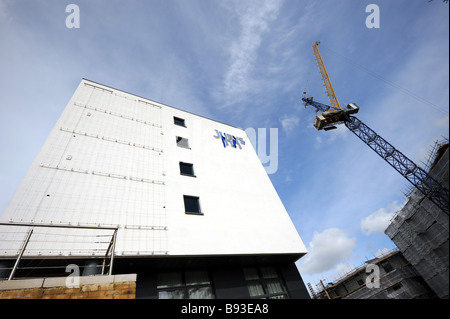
213,129,245,149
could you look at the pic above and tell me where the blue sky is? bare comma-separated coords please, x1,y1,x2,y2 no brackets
0,0,448,293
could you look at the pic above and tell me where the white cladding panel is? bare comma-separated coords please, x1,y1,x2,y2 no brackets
0,79,306,258
162,109,306,256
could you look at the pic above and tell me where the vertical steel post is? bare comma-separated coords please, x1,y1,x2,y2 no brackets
9,228,33,280
108,229,117,276
101,231,115,275
320,280,331,299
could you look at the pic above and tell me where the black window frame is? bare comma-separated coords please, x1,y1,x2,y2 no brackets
243,266,289,299
392,282,402,291
179,162,196,177
380,261,394,273
156,270,215,299
174,116,186,127
183,195,202,215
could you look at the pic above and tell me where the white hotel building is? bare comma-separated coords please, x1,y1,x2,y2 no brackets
0,79,309,299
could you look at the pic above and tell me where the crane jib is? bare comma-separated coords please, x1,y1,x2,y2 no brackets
303,41,449,216
345,116,449,216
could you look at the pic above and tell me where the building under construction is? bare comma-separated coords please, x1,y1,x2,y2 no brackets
311,140,449,299
385,141,449,299
310,249,436,299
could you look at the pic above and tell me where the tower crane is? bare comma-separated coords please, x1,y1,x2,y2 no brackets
302,41,449,216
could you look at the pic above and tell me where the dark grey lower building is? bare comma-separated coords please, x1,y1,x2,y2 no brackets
0,253,310,299
114,255,309,299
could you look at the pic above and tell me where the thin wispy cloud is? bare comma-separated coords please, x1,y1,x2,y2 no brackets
220,0,283,105
279,114,299,132
0,0,10,21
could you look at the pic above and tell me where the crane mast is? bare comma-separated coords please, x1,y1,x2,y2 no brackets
302,42,449,216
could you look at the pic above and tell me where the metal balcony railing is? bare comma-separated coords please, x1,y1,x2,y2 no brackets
0,222,118,280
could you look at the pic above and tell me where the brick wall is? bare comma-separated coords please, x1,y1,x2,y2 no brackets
0,274,136,299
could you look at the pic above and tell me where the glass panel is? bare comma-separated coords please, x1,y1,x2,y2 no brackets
157,272,183,288
243,268,259,280
176,137,189,148
158,289,186,299
180,163,194,176
184,196,200,213
266,279,285,294
269,294,288,299
189,287,214,299
174,117,185,126
247,282,265,297
186,271,210,286
381,261,394,273
260,266,278,279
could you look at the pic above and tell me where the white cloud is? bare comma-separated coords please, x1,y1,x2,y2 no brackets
279,114,299,132
435,114,449,128
309,123,348,150
314,135,323,148
326,124,349,142
0,0,12,21
221,0,283,103
360,200,403,235
284,175,293,182
299,228,357,275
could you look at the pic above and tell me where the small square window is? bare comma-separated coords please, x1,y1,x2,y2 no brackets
174,117,186,127
183,195,202,215
176,136,190,149
180,162,195,177
392,283,402,291
380,261,394,273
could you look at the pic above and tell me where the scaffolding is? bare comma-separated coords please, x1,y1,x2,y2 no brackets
310,248,399,299
386,141,449,298
310,249,436,299
403,138,449,200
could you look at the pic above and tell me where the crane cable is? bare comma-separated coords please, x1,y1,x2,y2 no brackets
302,54,314,100
320,45,449,117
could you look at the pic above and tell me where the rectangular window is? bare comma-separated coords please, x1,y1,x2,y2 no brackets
179,162,195,177
174,117,186,127
157,271,214,299
392,283,402,291
380,261,394,273
176,136,190,149
183,195,202,215
243,266,288,299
